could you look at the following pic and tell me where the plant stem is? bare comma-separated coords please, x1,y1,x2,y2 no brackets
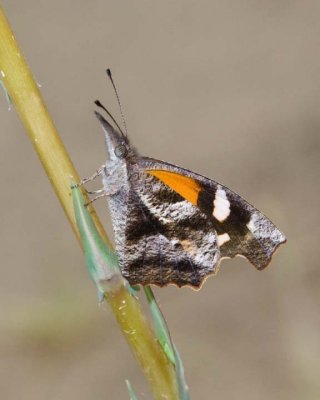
0,6,179,399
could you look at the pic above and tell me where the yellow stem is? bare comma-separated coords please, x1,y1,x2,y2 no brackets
0,6,178,399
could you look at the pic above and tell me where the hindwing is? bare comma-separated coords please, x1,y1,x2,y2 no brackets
119,170,220,288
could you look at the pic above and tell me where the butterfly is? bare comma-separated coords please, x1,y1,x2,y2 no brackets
80,93,286,289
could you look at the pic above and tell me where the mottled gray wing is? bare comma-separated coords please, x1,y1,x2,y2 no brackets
119,169,220,288
136,157,286,271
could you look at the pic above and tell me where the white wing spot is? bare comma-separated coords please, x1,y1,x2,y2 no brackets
217,233,231,246
247,215,256,233
213,188,230,222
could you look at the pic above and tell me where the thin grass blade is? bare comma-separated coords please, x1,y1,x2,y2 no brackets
126,380,139,400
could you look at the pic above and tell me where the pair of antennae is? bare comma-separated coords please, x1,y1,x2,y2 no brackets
95,69,128,138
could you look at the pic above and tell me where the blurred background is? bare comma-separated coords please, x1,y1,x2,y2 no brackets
0,1,319,399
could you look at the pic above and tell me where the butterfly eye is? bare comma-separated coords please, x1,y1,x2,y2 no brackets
115,144,128,158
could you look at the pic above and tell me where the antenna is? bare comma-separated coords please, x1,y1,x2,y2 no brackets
94,100,125,137
106,68,128,137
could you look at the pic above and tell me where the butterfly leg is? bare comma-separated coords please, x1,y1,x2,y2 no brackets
85,189,105,195
77,165,105,187
84,191,109,207
84,185,119,206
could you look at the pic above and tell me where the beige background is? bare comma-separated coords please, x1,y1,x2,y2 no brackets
0,1,319,399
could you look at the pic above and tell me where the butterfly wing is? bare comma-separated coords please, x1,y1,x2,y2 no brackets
116,156,285,288
136,157,286,269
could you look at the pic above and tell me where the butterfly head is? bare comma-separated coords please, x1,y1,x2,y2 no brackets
94,111,131,161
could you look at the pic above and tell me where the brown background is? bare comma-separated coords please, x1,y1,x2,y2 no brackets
0,1,319,399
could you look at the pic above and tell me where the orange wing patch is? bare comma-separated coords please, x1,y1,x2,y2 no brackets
146,170,201,206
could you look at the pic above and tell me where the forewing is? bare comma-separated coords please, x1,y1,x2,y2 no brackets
137,157,286,270
119,168,220,288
